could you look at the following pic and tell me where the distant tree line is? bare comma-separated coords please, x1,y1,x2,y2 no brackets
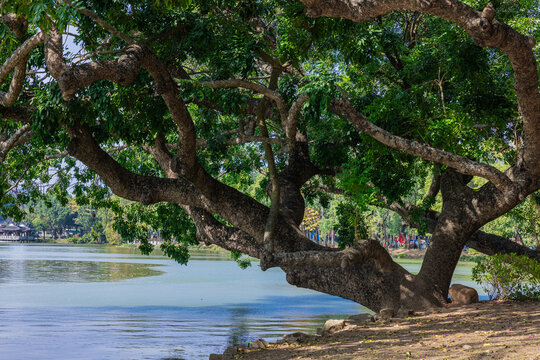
25,195,122,244
24,182,539,250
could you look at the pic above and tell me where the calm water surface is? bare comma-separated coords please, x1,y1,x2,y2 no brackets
0,243,484,360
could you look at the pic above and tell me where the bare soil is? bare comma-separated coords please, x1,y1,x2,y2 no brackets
239,300,540,360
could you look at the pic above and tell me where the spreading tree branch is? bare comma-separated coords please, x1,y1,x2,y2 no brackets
262,240,394,273
0,22,42,107
300,0,539,176
63,5,200,178
66,123,206,208
386,198,540,262
186,206,262,259
62,0,135,44
286,93,309,149
0,32,44,83
331,98,515,192
43,27,143,100
0,124,33,162
139,52,199,179
202,79,289,126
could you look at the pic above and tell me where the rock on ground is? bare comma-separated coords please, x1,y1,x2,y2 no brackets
322,319,346,333
449,283,479,305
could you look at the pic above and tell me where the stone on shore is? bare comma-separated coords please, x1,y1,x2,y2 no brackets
348,313,374,323
283,332,312,344
449,284,479,305
252,339,268,349
323,319,346,333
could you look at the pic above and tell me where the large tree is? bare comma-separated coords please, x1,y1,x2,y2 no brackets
0,0,538,311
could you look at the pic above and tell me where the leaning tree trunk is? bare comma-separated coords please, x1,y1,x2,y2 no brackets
282,198,482,311
415,214,475,303
283,257,443,312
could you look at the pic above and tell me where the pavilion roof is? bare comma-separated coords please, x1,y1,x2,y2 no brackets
0,218,34,231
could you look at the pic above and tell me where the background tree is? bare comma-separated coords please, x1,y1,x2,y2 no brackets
26,196,73,239
0,0,538,311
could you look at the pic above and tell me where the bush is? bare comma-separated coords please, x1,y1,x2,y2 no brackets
472,253,540,301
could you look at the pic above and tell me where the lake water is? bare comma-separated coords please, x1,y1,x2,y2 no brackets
0,244,484,360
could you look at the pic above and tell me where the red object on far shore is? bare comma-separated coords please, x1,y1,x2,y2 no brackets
397,234,405,243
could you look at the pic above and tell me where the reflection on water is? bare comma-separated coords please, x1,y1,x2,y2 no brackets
0,259,163,284
0,244,366,360
0,243,483,360
0,304,352,360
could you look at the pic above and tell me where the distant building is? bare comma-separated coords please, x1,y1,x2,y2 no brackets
0,216,36,241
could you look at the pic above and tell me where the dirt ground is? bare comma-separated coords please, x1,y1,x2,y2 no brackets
238,300,540,360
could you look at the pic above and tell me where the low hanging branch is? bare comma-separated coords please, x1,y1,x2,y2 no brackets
66,124,206,208
186,206,262,259
3,144,128,194
262,240,394,273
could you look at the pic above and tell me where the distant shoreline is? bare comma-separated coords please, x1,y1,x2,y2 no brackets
388,248,484,263
2,241,484,262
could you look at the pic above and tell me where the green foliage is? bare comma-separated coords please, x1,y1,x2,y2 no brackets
335,201,369,248
230,250,251,269
25,195,73,238
472,253,540,301
138,239,154,255
160,241,190,265
482,192,540,248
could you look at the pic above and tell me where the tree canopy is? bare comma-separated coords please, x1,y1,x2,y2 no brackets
1,0,538,311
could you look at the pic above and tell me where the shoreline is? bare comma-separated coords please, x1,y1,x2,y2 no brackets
230,300,540,360
3,241,484,263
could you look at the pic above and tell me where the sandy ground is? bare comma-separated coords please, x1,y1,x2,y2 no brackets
238,300,540,360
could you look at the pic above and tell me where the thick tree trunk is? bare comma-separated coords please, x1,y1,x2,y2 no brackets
415,170,482,302
284,261,406,311
283,258,446,312
416,215,474,302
